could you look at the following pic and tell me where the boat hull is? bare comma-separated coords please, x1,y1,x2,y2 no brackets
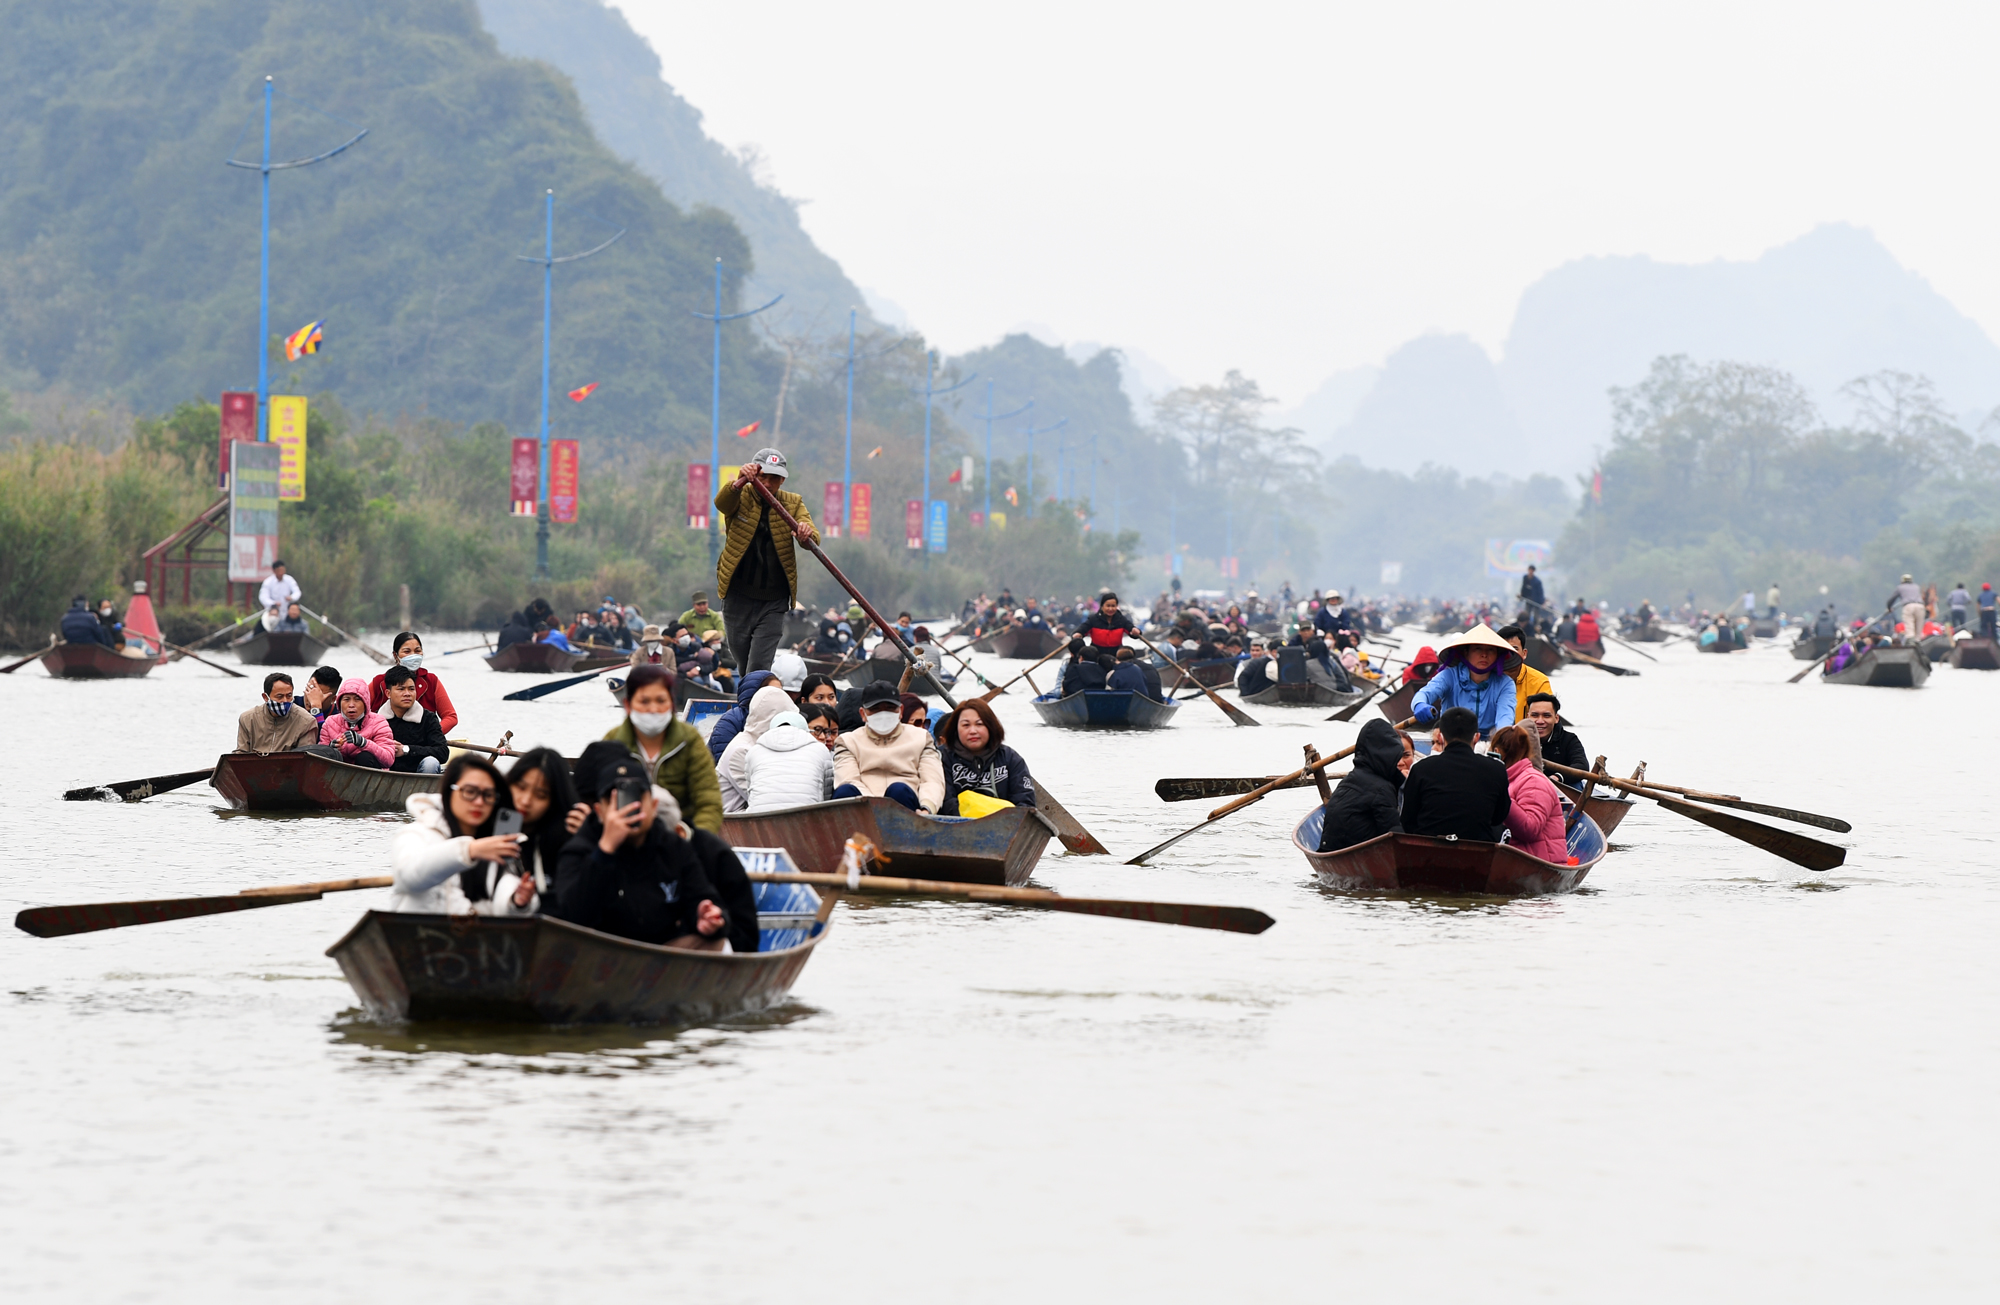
1791,634,1835,661
1554,785,1633,838
1562,639,1606,660
1030,690,1179,729
986,626,1062,660
1295,807,1606,896
211,750,439,812
44,643,156,678
841,653,951,697
1521,635,1564,674
1376,678,1420,723
722,794,1052,886
1180,657,1237,688
483,642,580,673
1951,637,2000,670
231,628,329,666
1823,645,1929,688
1918,633,1952,664
1240,680,1368,709
327,902,824,1025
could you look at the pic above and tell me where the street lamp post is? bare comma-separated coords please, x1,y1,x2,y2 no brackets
1021,415,1067,518
690,260,781,567
976,381,1031,522
920,350,975,564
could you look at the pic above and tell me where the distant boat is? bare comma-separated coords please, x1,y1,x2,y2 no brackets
230,627,328,666
723,794,1051,887
484,641,579,673
1822,644,1928,688
44,643,155,679
1030,690,1179,730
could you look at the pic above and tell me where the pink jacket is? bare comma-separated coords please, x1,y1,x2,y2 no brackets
1504,759,1570,863
320,676,397,767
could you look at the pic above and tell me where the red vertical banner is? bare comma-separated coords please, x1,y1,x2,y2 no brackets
969,511,986,529
218,391,256,487
549,440,579,523
904,499,923,550
823,481,844,539
510,439,539,515
851,483,872,540
686,463,710,528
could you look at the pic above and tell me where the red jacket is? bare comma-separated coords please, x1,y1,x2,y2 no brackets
1080,608,1135,650
368,667,458,733
1575,612,1600,643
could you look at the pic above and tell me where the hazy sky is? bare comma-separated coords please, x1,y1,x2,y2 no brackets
614,0,2000,404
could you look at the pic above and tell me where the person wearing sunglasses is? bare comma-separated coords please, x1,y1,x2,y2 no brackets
385,755,526,914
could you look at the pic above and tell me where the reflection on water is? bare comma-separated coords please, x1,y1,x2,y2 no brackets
326,1000,821,1066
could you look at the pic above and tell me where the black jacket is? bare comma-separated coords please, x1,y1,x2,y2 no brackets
1107,660,1162,700
1318,719,1406,852
385,708,450,772
551,818,726,946
1060,655,1108,695
1540,722,1589,773
940,742,1035,815
497,613,531,650
1236,655,1274,695
686,825,758,954
1400,742,1510,843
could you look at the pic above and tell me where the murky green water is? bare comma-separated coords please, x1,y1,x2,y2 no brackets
3,630,1992,1301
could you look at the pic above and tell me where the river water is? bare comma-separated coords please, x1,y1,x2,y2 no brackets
2,628,1993,1302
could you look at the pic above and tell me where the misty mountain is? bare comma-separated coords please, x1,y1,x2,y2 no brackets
476,0,866,328
1323,335,1520,475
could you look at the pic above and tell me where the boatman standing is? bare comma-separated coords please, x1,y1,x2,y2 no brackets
715,448,818,674
1519,565,1548,632
260,560,302,615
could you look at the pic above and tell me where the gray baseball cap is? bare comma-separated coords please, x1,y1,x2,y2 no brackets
749,447,789,479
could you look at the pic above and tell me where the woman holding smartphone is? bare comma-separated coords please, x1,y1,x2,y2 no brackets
497,747,586,914
386,755,526,914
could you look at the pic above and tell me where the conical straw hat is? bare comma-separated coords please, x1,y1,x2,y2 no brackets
1436,622,1522,673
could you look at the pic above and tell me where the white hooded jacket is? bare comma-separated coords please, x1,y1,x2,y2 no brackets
744,715,836,810
718,684,796,813
387,792,538,916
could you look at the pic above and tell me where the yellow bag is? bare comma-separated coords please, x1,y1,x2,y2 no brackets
955,791,1015,820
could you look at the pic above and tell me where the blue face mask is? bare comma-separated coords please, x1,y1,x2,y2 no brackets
399,655,423,671
265,699,292,717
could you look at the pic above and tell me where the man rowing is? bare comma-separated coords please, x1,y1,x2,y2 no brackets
1411,625,1519,741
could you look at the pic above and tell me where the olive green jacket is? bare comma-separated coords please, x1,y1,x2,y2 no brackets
714,471,817,604
603,716,723,833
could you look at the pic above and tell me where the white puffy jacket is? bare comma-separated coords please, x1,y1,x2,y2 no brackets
386,792,538,916
718,685,797,813
744,721,836,810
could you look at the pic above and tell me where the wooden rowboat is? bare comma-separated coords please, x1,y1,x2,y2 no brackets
1561,638,1606,661
1823,644,1929,688
1293,805,1607,896
327,876,827,1024
1030,690,1179,729
1918,633,1952,664
1240,679,1369,710
1748,617,1781,639
985,625,1063,660
1180,657,1237,688
43,643,156,679
483,641,579,674
1520,635,1564,674
1791,634,1835,661
230,628,329,666
1554,784,1634,838
211,750,438,812
1951,637,2000,670
723,794,1053,886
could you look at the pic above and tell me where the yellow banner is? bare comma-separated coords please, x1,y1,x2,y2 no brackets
269,395,308,502
989,510,1007,531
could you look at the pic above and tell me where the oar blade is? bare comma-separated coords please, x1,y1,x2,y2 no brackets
1328,687,1383,721
1126,818,1217,865
1659,796,1846,872
16,891,321,938
1004,894,1275,935
1035,788,1109,856
502,668,605,701
1154,776,1297,802
63,768,215,803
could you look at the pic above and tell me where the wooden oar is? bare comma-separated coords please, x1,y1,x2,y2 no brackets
743,476,1107,855
972,639,1069,702
1155,772,1345,802
1542,761,1852,834
1129,628,1259,727
1128,717,1418,864
0,637,57,674
164,640,248,678
63,766,217,803
299,606,391,665
1538,762,1845,871
1602,631,1660,663
502,665,617,702
747,871,1274,935
16,876,392,938
929,638,1007,695
1561,645,1639,676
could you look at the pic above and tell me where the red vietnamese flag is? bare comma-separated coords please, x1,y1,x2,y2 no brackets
567,382,599,402
947,467,963,484
735,420,761,439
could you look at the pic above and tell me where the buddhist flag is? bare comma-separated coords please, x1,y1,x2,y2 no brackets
283,320,324,361
735,420,761,439
1004,486,1018,506
867,445,883,459
567,382,599,402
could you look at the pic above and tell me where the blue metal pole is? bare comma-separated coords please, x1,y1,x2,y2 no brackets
843,308,854,536
922,349,934,561
982,381,993,521
709,257,722,566
1090,431,1097,526
535,189,553,579
257,76,272,442
1025,421,1034,519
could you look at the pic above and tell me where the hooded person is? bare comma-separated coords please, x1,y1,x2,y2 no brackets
1411,625,1521,740
705,668,780,762
60,595,114,647
743,709,836,810
832,681,945,812
1316,718,1408,853
315,676,397,768
717,683,798,812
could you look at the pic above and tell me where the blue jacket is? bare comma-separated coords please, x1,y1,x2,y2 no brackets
1411,663,1516,734
705,669,779,761
61,605,113,647
1107,661,1151,697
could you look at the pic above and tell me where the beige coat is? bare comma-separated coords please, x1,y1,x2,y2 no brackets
832,722,945,814
235,703,321,754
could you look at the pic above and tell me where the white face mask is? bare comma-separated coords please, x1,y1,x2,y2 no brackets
399,655,423,671
629,710,673,736
864,710,900,735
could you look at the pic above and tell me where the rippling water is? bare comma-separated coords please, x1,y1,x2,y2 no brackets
3,629,1994,1302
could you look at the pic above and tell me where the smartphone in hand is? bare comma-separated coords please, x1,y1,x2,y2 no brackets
492,809,524,859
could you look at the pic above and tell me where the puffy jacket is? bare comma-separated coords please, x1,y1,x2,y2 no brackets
384,704,451,772
706,669,780,761
1080,608,1135,650
367,667,459,734
235,702,320,754
833,721,945,813
715,471,818,604
1107,660,1153,698
718,685,797,812
386,793,539,916
1061,654,1109,695
318,678,397,766
1575,612,1601,644
1317,718,1405,852
603,716,724,833
1504,759,1570,863
1236,654,1274,696
61,604,112,646
1412,663,1517,735
743,719,836,809
550,817,725,946
939,742,1035,816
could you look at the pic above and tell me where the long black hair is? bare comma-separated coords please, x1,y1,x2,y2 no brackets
504,747,579,877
